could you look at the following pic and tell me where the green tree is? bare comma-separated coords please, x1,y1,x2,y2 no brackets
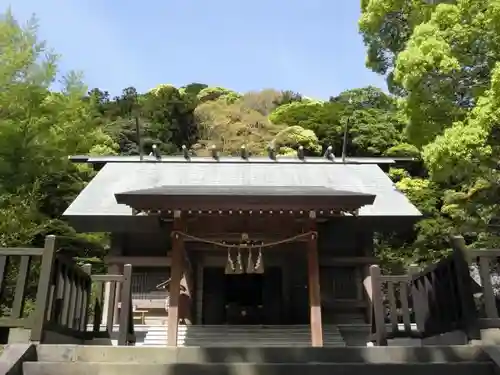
143,84,199,150
272,126,322,156
269,88,406,157
194,99,283,155
331,86,396,110
361,0,500,258
359,0,439,94
0,10,115,250
197,86,241,104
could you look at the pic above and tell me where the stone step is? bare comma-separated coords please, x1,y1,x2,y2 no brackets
144,329,340,333
144,325,343,331
35,345,492,364
144,333,342,337
144,334,338,336
141,341,344,347
142,324,345,347
23,362,495,375
144,333,344,338
146,338,344,340
144,333,344,336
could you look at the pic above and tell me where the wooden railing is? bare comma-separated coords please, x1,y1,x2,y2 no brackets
465,246,500,331
367,235,478,345
0,235,134,345
411,236,477,338
89,264,135,345
32,252,94,341
368,266,413,345
0,237,52,333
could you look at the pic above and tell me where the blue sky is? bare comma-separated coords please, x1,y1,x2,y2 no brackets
4,0,387,99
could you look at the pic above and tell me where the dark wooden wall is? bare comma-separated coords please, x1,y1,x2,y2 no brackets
317,219,373,323
112,217,375,324
121,230,171,257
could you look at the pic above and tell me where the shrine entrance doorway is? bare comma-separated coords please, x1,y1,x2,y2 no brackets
202,266,283,325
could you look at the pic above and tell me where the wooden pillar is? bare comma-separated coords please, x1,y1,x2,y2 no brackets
362,267,373,324
108,263,121,325
307,210,323,347
105,234,123,326
180,271,193,325
369,265,387,345
282,263,291,324
195,262,203,324
167,210,184,346
102,278,111,326
362,229,375,323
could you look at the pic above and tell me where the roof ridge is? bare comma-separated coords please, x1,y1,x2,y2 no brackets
69,154,413,165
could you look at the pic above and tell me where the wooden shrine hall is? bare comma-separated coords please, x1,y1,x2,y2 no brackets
63,151,421,347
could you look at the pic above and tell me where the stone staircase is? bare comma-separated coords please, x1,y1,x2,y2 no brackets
142,324,346,347
24,345,498,375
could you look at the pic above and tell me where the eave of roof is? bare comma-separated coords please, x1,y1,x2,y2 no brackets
114,185,377,211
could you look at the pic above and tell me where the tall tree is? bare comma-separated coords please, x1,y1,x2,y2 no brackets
0,10,116,247
361,0,500,256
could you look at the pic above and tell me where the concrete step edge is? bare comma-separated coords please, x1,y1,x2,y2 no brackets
24,362,494,366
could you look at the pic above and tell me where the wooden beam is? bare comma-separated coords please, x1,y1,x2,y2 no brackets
180,261,194,325
105,256,171,267
307,211,323,347
319,257,379,266
167,211,184,346
117,193,372,212
183,233,310,244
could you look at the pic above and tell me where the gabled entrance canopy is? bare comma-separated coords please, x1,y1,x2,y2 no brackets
114,185,376,212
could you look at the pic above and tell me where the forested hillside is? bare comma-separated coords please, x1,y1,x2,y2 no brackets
0,1,498,271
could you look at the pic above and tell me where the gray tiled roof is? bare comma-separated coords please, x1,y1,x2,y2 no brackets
63,162,421,218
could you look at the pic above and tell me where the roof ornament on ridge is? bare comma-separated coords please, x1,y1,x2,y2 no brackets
150,144,161,161
267,144,276,161
324,146,335,161
211,145,219,161
297,145,305,161
182,145,190,160
240,145,248,160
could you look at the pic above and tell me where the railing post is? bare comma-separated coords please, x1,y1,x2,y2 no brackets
369,265,387,345
450,235,470,264
30,235,57,342
118,264,132,346
363,268,374,328
81,264,92,337
449,235,478,336
478,256,498,319
408,264,425,334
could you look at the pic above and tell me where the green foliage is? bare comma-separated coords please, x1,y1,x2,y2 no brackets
194,99,283,155
197,86,241,104
384,143,420,157
332,86,396,110
396,176,442,216
0,10,113,257
347,109,406,156
272,126,322,156
359,0,438,93
269,89,404,157
5,2,499,277
143,84,198,149
180,82,208,97
361,0,500,265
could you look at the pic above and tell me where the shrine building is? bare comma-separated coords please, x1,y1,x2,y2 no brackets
63,149,421,346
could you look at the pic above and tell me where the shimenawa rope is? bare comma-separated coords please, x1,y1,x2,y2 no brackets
171,230,317,249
